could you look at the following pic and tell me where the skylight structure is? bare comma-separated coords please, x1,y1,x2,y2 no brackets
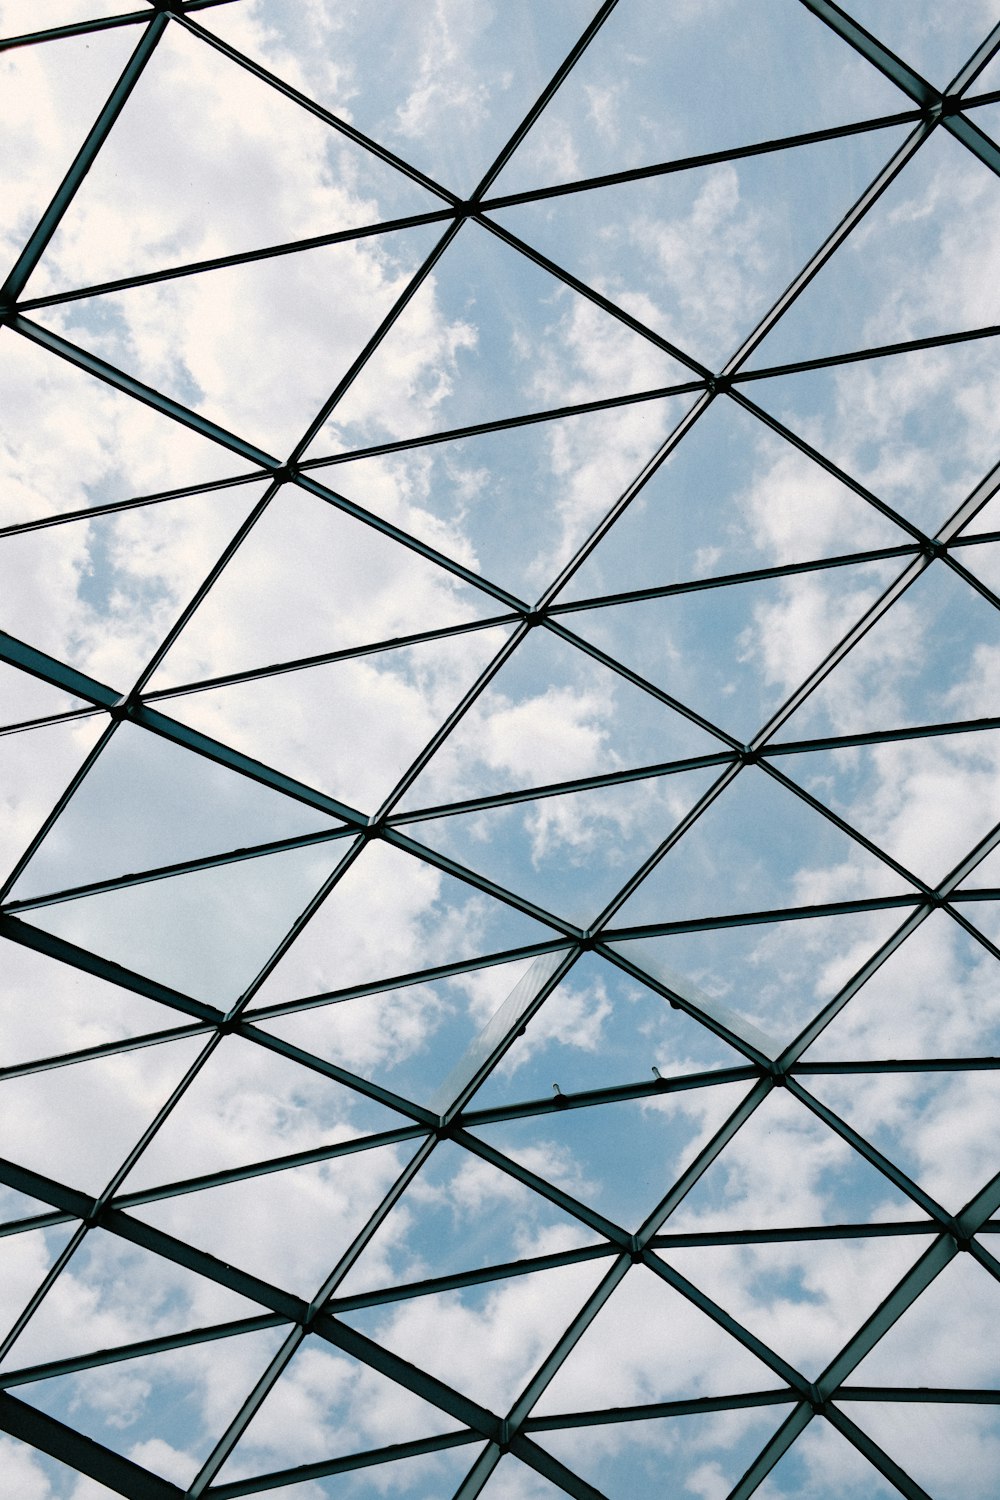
2,1,1000,1496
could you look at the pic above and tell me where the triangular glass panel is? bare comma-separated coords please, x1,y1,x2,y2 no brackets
132,1139,422,1299
341,1257,607,1414
0,1032,204,1197
0,1221,76,1353
198,0,598,197
0,23,135,269
562,559,894,743
612,907,906,1061
5,1226,260,1372
531,1263,776,1417
397,624,721,813
491,127,907,369
468,1082,749,1233
255,956,537,1116
0,936,176,1069
13,1323,288,1489
10,721,342,901
493,0,903,191
559,394,908,604
0,716,104,887
776,560,1000,742
149,482,497,690
213,1332,462,1487
850,1250,1000,1388
33,223,443,456
839,2,998,87
156,625,514,816
662,1232,925,1381
28,20,439,294
22,839,351,1004
665,1087,927,1231
467,952,741,1110
404,766,720,929
778,731,1000,887
838,1400,1000,1500
0,483,266,691
744,337,1000,540
0,662,88,729
801,908,1000,1062
0,329,257,529
249,839,557,1007
332,1137,602,1302
611,766,912,933
304,219,692,459
309,394,691,603
804,1069,1000,1215
537,1407,792,1500
120,1031,403,1193
749,130,1000,368
750,1415,901,1499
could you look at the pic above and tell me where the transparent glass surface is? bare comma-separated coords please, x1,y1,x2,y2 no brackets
3,6,999,1497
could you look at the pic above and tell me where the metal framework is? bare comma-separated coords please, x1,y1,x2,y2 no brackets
1,0,999,1496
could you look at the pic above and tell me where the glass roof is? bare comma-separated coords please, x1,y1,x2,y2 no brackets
1,2,1000,1497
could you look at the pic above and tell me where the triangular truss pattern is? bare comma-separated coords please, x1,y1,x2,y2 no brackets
2,3,1000,1497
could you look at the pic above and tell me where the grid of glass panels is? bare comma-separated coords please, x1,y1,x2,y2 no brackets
1,1,1000,1496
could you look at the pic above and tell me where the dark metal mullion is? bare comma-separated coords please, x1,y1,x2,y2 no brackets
719,119,937,378
112,1125,429,1213
0,706,104,738
471,0,621,201
822,1405,934,1500
17,208,455,313
547,543,921,616
729,386,927,544
207,1433,483,1500
796,0,935,106
942,547,1000,614
643,1250,811,1395
301,378,704,471
0,628,119,710
0,1221,89,1365
479,111,921,215
730,321,1000,385
329,1243,619,1316
0,467,268,541
479,214,708,378
836,1386,1000,1404
4,826,353,915
178,14,457,206
187,1325,306,1498
386,750,737,830
636,1079,776,1242
0,12,151,53
523,1389,796,1430
649,1221,940,1250
0,1313,287,1391
768,714,1000,756
287,220,466,466
939,454,1000,543
727,1403,813,1500
452,1128,632,1250
0,1023,207,1084
1,14,169,302
602,894,921,942
232,1016,437,1127
797,1057,1000,1075
597,934,776,1068
11,315,277,469
542,614,741,749
785,1079,955,1228
295,471,526,613
949,19,1000,95
507,1435,611,1500
756,756,929,896
459,1066,760,1129
243,936,571,1022
0,1392,183,1500
144,610,521,702
383,827,583,940
589,760,744,935
372,622,533,822
0,717,119,904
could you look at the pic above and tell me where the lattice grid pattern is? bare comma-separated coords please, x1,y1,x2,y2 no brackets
2,2,1000,1497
